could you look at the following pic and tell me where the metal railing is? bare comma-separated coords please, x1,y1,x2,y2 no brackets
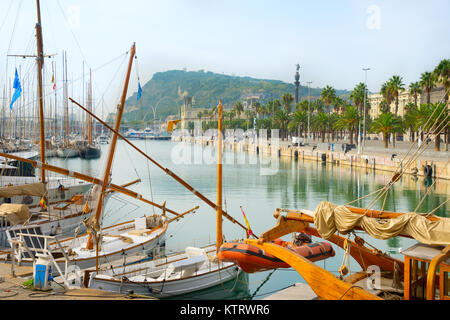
10,232,72,287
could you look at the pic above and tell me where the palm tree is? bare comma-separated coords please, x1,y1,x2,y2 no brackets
320,85,336,142
420,71,436,104
408,82,422,106
433,59,450,150
333,96,347,114
252,102,261,119
433,59,450,102
312,99,325,113
274,109,290,140
350,83,366,114
380,81,393,113
313,112,329,143
290,110,308,138
379,99,390,114
371,112,403,148
281,93,294,114
334,105,360,144
424,102,448,151
388,75,405,117
233,101,244,119
295,100,309,112
403,102,418,142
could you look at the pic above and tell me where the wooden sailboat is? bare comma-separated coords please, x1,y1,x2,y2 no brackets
5,43,194,274
0,0,94,248
56,51,78,159
87,101,242,298
78,69,101,159
215,91,450,300
236,203,449,300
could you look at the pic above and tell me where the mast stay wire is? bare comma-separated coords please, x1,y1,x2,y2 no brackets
134,54,156,215
56,0,129,118
359,95,450,214
0,0,15,36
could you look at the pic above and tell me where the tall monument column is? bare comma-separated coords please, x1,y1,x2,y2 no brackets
294,64,300,106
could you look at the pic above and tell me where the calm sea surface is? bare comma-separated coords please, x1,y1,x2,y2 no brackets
48,139,449,300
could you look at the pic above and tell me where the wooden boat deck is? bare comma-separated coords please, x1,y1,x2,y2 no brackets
0,262,157,300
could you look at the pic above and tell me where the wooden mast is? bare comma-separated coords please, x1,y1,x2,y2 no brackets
64,51,69,146
35,0,46,187
86,43,136,250
88,69,93,145
216,100,223,253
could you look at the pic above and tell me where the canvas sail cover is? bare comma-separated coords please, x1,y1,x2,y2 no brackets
0,203,31,225
0,182,46,198
314,201,450,246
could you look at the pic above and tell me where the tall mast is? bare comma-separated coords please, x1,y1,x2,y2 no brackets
86,43,136,251
88,69,92,144
53,59,57,139
35,0,46,185
64,51,69,145
216,100,223,253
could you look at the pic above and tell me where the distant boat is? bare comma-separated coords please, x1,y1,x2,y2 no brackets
98,135,109,144
56,147,79,158
78,69,101,159
79,144,101,159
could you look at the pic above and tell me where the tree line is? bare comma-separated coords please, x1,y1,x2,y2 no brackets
191,59,449,151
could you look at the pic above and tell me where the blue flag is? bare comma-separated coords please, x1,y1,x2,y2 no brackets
137,82,142,101
10,68,21,110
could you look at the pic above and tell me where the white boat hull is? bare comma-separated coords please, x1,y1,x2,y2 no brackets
0,176,92,207
12,220,168,272
90,263,240,298
56,148,79,158
88,244,240,298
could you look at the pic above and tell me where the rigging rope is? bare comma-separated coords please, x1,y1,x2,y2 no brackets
134,54,156,215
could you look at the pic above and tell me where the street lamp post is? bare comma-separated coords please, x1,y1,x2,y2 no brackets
306,81,312,141
362,68,370,153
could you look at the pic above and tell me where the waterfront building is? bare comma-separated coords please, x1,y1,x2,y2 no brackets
368,85,447,119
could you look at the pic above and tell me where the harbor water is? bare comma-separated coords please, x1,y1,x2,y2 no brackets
47,139,449,300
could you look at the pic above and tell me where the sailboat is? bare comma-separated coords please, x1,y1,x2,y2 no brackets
88,101,242,298
5,43,192,274
56,51,78,159
217,99,450,300
78,70,101,159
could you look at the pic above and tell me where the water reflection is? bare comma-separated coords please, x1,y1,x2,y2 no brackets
47,140,448,299
163,271,250,300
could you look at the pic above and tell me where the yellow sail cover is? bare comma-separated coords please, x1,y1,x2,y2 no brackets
314,201,450,246
0,182,46,198
0,203,31,225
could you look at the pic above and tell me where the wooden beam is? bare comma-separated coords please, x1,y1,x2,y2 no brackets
0,151,182,217
245,239,382,300
69,97,248,232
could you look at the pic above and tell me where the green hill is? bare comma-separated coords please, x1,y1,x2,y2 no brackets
123,69,349,123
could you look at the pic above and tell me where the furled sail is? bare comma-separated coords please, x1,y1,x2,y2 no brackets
314,201,450,246
0,203,31,225
0,182,46,198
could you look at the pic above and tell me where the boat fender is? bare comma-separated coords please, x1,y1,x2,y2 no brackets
424,165,432,177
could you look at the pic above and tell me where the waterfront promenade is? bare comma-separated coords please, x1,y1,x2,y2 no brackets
173,135,450,181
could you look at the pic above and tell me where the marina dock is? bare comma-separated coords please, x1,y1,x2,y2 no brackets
263,283,318,300
0,262,157,300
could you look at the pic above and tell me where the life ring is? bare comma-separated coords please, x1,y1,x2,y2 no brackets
424,165,433,177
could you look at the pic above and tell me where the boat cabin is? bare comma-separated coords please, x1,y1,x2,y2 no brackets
401,243,450,300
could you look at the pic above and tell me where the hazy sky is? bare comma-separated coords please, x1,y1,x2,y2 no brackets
0,0,449,115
